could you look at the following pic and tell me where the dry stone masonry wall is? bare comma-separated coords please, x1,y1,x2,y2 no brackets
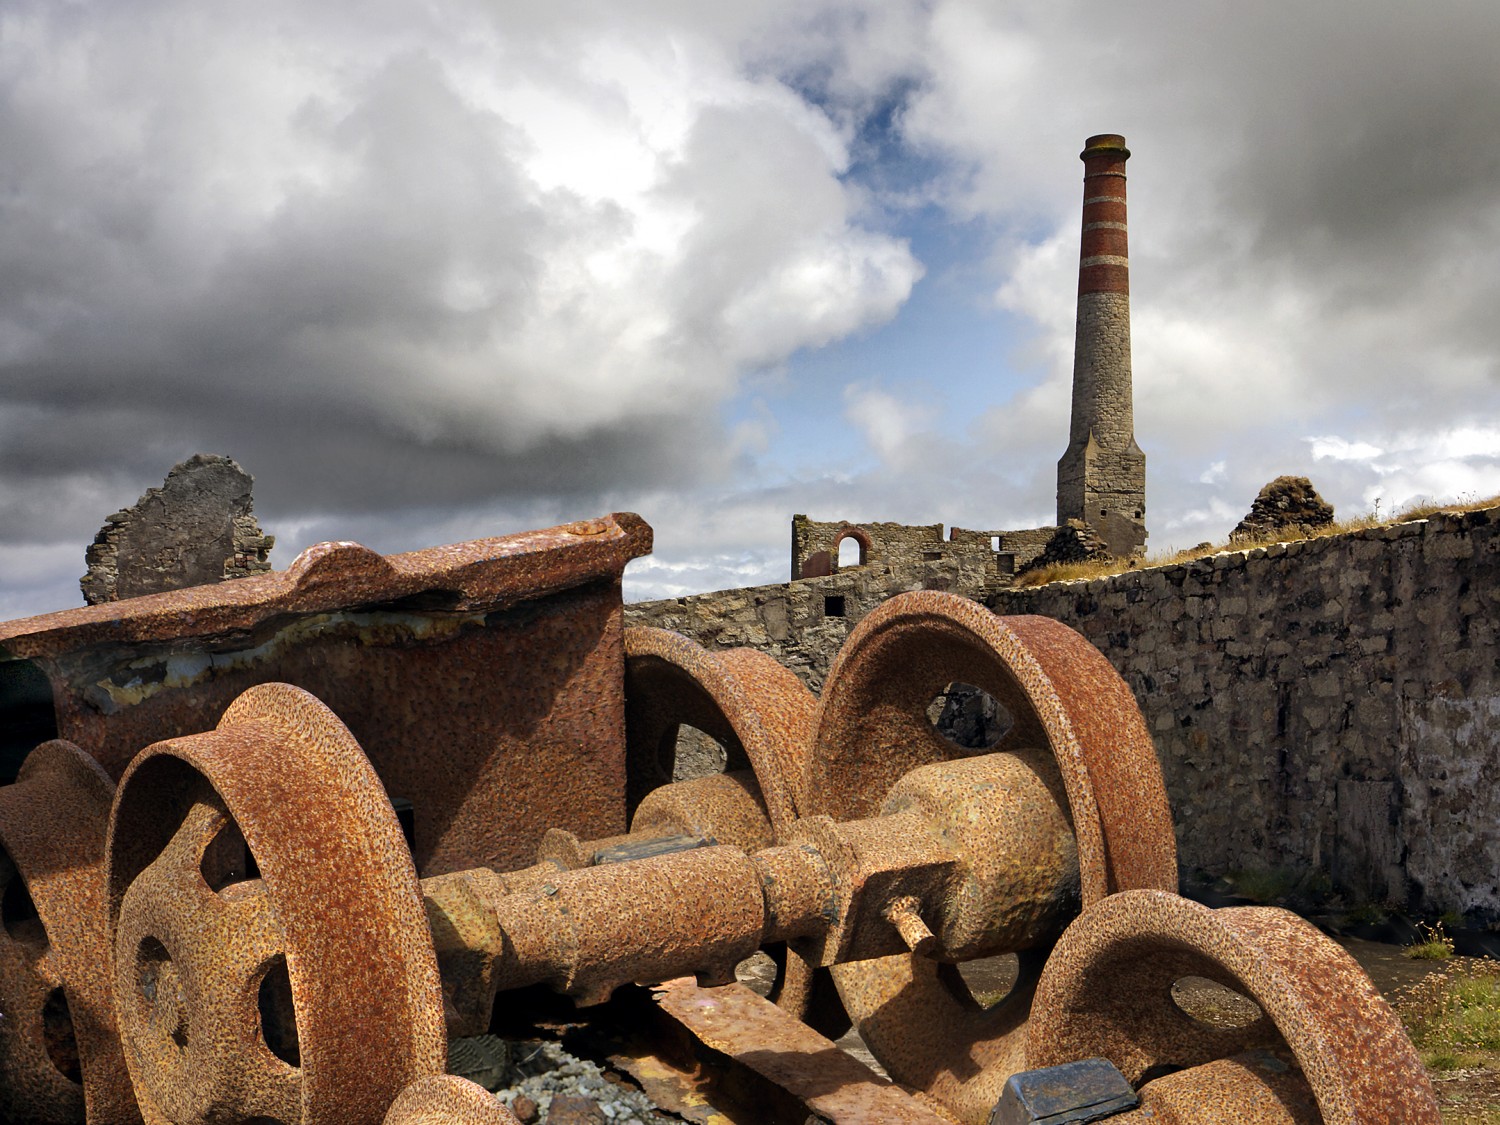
629,505,1500,924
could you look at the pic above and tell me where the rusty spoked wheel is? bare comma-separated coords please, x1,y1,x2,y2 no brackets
623,627,814,833
1026,889,1441,1123
804,592,1177,1124
0,740,136,1125
107,683,445,1125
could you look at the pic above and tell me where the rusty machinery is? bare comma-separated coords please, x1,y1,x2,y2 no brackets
0,514,1439,1125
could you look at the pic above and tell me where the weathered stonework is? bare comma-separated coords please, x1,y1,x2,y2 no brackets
630,504,1500,924
80,454,274,605
1231,475,1335,541
790,515,1058,592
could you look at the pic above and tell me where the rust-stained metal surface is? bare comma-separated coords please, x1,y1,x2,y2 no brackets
107,683,445,1125
486,844,768,1006
383,1075,520,1125
654,977,955,1125
1026,889,1441,1123
5,514,651,875
0,740,137,1125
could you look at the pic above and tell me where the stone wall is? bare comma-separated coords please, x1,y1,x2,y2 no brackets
633,551,976,694
628,505,1500,923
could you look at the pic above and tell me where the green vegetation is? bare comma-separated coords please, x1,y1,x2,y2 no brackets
1395,957,1500,1072
1409,922,1458,962
1014,492,1500,589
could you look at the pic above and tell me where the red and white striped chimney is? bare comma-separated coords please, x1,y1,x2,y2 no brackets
1056,134,1147,556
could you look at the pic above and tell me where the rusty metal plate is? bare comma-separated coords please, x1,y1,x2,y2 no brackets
655,977,955,1125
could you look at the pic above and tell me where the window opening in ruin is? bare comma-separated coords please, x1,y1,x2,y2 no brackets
1170,977,1263,1029
837,537,863,569
990,536,1001,552
824,595,846,618
929,683,1012,751
0,659,58,785
922,551,943,561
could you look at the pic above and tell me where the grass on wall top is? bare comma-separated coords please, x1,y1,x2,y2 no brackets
1014,493,1500,590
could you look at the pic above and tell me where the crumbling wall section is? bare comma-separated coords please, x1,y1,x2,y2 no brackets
791,516,947,579
791,515,1060,591
81,454,275,605
630,505,1500,922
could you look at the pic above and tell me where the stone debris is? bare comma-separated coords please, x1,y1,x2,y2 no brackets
1015,521,1112,576
80,453,274,604
1231,475,1335,541
452,1039,675,1125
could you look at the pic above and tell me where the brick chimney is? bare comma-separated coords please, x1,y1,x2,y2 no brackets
1056,134,1147,557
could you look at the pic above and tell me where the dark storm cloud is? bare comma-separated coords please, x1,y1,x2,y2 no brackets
0,0,923,613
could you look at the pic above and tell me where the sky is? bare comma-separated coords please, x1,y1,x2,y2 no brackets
3,0,1499,618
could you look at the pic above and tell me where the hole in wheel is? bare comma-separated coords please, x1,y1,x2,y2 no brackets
258,954,300,1067
929,683,1012,751
1170,976,1263,1028
951,951,1021,1010
136,936,188,1050
201,817,260,895
0,853,46,947
42,986,82,1083
734,950,778,998
670,725,729,781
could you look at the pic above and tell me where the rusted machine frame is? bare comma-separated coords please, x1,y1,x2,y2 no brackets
1,513,652,874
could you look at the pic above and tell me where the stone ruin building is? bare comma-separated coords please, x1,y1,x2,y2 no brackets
79,453,274,604
790,134,1146,588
